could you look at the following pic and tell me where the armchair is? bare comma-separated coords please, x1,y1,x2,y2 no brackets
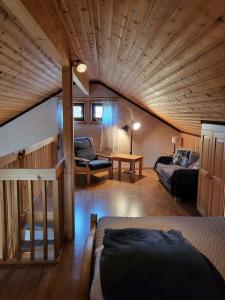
74,137,112,184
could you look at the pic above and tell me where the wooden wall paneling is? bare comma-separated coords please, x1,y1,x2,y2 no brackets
180,133,200,152
62,63,74,239
197,130,213,216
209,132,225,216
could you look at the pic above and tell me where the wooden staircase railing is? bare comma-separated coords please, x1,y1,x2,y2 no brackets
0,159,64,264
0,137,66,264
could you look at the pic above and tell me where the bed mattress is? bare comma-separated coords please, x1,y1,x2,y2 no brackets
90,216,225,300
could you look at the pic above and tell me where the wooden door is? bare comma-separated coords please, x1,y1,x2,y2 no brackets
209,132,225,216
197,130,213,216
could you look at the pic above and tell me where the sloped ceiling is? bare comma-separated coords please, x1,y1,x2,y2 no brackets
54,0,225,135
0,3,61,125
2,0,225,135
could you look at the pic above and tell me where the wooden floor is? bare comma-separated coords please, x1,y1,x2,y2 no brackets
0,170,198,300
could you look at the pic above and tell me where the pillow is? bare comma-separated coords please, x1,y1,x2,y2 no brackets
188,159,200,169
180,157,189,168
172,149,191,166
75,139,91,149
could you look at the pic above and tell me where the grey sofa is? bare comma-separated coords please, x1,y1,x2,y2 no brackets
154,150,200,200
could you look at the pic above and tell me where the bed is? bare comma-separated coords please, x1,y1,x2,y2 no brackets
78,215,225,300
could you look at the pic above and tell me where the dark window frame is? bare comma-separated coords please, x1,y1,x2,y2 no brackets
73,102,85,122
91,102,103,123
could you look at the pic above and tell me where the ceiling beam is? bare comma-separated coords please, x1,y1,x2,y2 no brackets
1,0,90,95
1,0,68,66
72,67,89,96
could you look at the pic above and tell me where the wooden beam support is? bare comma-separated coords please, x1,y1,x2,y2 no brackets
2,0,90,96
1,0,68,67
73,68,89,96
62,63,74,240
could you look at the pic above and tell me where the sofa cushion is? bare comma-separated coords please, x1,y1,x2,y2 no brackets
77,160,112,170
188,151,200,167
188,159,200,169
156,163,167,174
160,165,183,182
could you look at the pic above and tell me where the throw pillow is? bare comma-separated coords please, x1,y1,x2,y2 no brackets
188,159,200,169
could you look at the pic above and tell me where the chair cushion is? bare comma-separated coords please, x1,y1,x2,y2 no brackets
89,160,112,170
77,160,112,170
76,148,97,161
75,139,91,149
74,137,97,160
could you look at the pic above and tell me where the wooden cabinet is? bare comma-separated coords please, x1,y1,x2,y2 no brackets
197,124,225,217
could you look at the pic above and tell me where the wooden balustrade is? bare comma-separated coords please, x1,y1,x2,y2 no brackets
0,159,64,264
0,136,65,264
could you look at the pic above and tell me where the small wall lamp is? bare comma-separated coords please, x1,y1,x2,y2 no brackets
73,60,87,73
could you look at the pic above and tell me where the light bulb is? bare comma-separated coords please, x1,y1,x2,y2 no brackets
76,62,87,73
132,122,141,130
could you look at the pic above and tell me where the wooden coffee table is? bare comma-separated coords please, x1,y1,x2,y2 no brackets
111,153,143,180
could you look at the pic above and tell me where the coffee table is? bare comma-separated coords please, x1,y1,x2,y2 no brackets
111,153,143,180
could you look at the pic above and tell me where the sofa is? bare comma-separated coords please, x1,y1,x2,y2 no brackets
154,149,200,200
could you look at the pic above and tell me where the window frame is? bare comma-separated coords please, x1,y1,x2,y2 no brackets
91,101,103,123
73,102,86,123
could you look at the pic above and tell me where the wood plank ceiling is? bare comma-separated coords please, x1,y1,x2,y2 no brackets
2,0,225,135
56,0,225,135
0,2,61,125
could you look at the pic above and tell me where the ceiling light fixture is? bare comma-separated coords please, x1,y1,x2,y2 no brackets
73,60,87,73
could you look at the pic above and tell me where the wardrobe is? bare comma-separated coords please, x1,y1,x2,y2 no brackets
197,123,225,217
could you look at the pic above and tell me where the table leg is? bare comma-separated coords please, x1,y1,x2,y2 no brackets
118,161,121,180
131,161,135,180
139,158,143,177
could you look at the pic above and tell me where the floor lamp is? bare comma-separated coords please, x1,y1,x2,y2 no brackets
122,122,141,172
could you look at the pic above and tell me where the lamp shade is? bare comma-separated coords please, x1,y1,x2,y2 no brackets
121,124,129,133
172,136,179,144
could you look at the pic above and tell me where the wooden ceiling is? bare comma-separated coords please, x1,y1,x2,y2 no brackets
0,2,61,125
1,0,225,135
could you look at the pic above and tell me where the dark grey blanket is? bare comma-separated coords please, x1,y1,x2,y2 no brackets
100,228,225,300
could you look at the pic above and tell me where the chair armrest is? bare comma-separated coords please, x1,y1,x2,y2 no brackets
74,156,90,166
74,156,90,162
96,153,112,160
154,156,173,170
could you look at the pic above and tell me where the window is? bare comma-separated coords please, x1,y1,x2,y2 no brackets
73,103,85,121
91,103,103,122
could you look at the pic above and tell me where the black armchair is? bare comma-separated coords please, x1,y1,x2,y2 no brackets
74,137,112,184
